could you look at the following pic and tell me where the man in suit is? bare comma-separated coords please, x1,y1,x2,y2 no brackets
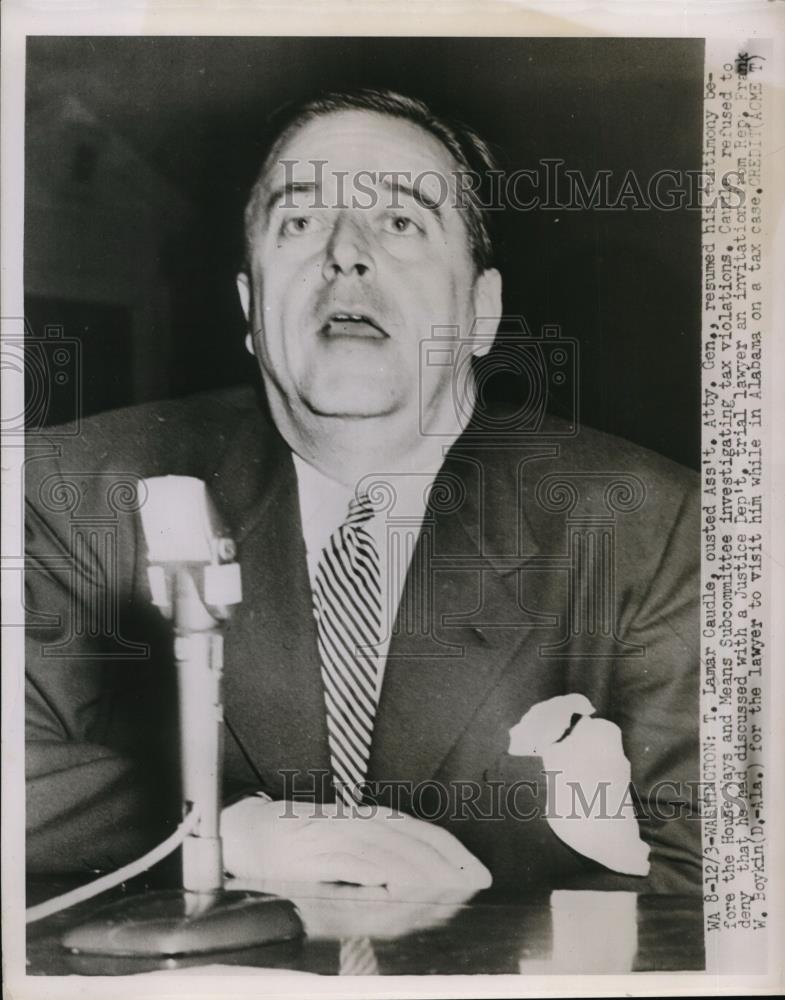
25,88,701,895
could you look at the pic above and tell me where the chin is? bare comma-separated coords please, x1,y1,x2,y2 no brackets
301,372,405,419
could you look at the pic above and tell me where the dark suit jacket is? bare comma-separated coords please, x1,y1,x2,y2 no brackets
25,385,701,893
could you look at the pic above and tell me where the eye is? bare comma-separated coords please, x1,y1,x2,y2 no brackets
280,215,318,237
382,214,421,236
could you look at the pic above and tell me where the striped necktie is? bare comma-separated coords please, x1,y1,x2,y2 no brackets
313,493,382,806
339,935,380,975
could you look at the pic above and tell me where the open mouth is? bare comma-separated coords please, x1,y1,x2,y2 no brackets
321,312,389,339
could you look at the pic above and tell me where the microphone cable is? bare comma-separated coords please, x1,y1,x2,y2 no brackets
25,805,198,924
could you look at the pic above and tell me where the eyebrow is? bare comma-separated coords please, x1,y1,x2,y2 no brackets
383,179,445,228
262,177,445,228
265,181,321,215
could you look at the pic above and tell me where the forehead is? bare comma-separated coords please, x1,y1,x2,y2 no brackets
263,109,460,193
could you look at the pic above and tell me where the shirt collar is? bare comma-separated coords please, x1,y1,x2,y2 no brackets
292,448,450,565
292,453,353,562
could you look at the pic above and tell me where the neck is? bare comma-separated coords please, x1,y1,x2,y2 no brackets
267,384,473,487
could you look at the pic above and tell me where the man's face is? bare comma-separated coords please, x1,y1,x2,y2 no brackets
239,110,501,431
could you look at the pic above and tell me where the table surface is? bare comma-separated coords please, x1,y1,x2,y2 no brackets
26,877,704,977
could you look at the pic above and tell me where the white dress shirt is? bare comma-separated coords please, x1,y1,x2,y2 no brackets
293,453,446,696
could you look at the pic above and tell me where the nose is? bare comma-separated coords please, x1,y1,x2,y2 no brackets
322,213,373,281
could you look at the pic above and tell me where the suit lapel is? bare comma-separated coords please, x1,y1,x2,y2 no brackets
369,441,558,787
209,407,331,794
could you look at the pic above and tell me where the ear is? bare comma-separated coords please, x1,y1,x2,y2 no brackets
236,272,251,322
236,274,256,356
470,268,502,358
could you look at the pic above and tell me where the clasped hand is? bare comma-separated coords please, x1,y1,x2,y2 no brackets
221,797,491,896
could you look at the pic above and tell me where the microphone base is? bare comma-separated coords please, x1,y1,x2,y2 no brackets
61,888,303,957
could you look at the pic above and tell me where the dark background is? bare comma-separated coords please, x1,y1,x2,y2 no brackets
24,36,703,468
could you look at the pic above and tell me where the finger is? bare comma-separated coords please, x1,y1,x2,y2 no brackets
311,827,460,889
349,832,467,889
369,809,492,887
292,814,469,890
347,815,488,889
299,850,388,887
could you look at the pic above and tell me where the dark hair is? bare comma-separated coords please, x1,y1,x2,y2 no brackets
243,87,499,273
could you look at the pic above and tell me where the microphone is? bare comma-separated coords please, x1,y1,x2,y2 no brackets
61,476,302,959
140,475,241,623
140,476,242,893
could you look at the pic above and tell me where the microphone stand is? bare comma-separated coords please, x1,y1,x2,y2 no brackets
62,482,303,957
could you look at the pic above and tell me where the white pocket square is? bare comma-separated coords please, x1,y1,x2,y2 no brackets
508,694,650,877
